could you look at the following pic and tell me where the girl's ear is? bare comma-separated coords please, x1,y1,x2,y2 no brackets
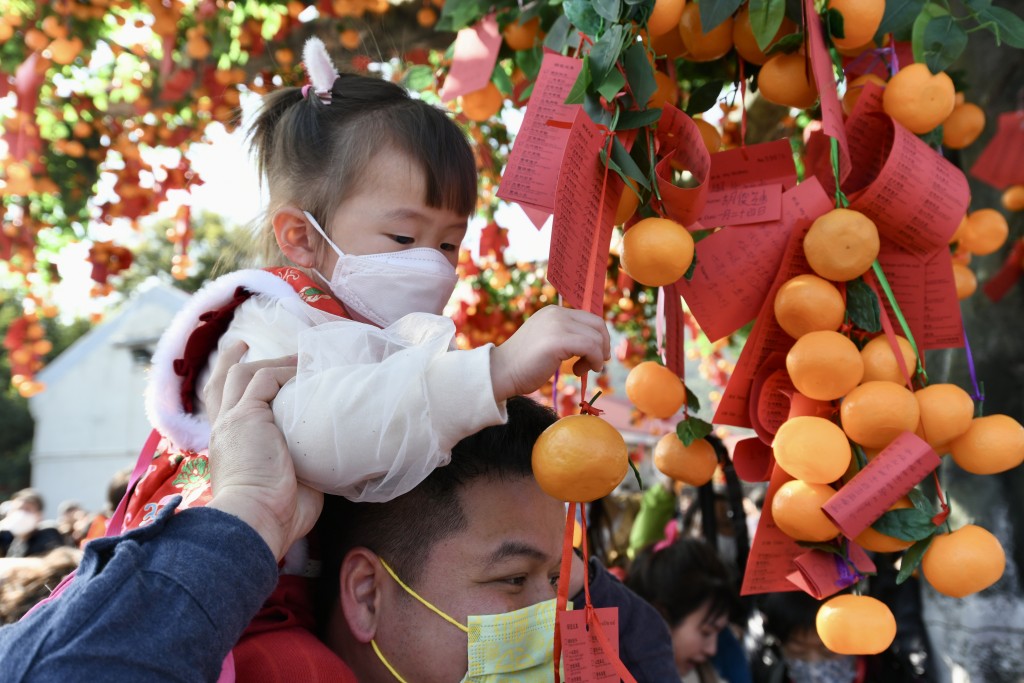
339,548,384,643
272,206,317,268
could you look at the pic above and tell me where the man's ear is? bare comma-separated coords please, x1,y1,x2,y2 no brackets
272,206,318,268
340,548,384,644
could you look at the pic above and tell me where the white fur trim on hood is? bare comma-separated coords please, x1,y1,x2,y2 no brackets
145,269,307,452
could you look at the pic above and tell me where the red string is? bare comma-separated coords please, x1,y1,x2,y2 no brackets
553,501,577,683
738,57,747,147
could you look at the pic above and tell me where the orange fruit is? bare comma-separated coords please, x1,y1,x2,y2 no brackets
651,20,688,59
693,118,722,153
615,180,641,226
826,0,885,50
959,208,1009,256
647,0,686,37
860,334,917,384
620,217,695,287
502,16,542,50
942,103,985,149
648,70,679,109
882,63,956,134
459,82,503,122
678,3,734,62
1001,184,1024,211
625,361,686,419
771,480,840,542
842,74,886,116
654,434,718,485
952,262,977,300
803,208,880,282
786,330,865,401
772,416,852,483
816,595,897,655
758,53,818,109
339,28,361,50
840,381,921,449
854,497,914,553
532,414,629,502
914,383,975,450
416,6,437,27
949,213,969,244
773,274,846,339
921,524,1006,597
732,6,797,65
949,414,1024,475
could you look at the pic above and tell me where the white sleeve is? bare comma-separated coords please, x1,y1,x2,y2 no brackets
235,309,508,503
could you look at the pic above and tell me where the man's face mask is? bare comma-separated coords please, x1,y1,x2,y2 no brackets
373,558,558,682
785,654,857,683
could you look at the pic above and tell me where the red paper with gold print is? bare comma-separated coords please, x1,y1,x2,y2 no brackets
123,267,347,531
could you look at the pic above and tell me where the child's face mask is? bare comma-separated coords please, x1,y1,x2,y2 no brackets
372,558,559,683
303,211,458,328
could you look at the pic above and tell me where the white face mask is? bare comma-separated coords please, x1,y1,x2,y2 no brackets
4,510,40,537
303,211,459,328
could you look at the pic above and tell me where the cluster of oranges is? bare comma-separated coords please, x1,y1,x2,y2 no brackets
950,208,1012,299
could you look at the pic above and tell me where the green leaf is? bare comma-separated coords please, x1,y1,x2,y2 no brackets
907,488,939,517
921,14,968,72
964,0,992,10
676,416,714,446
610,136,651,189
978,6,1024,48
437,0,490,31
846,279,882,333
614,108,663,130
825,7,845,40
749,0,787,51
597,68,627,102
401,65,434,91
565,57,592,105
589,24,627,86
877,0,926,40
515,45,544,82
686,79,725,115
872,508,939,542
699,0,744,33
624,42,657,107
897,535,934,584
628,458,645,489
564,0,602,37
766,32,804,55
584,93,614,128
911,4,949,71
492,65,514,96
685,386,701,413
683,250,698,280
593,0,622,23
543,15,574,53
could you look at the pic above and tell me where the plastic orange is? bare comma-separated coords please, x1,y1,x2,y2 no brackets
1001,184,1024,212
942,102,985,149
615,180,640,226
949,414,1024,475
648,70,680,109
758,53,818,110
625,361,686,419
952,262,977,300
803,208,880,282
772,416,852,484
842,74,886,116
882,63,956,134
678,3,734,62
654,434,718,486
816,595,897,655
502,17,542,50
959,208,1009,256
840,381,921,449
651,20,688,59
694,118,722,153
860,334,917,385
786,330,864,401
647,0,686,37
732,6,796,65
921,524,1006,598
459,83,503,122
771,480,839,542
914,383,975,450
532,415,629,503
826,0,885,50
854,497,914,553
773,274,846,339
620,217,695,287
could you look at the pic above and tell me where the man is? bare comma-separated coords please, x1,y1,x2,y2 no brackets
0,489,67,559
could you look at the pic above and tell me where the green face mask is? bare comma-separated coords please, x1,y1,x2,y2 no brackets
372,558,559,682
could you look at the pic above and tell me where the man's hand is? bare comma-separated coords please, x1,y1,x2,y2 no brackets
205,343,323,561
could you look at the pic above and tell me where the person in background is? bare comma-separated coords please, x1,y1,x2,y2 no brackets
0,546,82,624
0,489,67,559
627,537,745,682
55,500,88,546
79,468,132,547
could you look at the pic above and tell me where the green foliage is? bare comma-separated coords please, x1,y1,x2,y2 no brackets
846,279,882,333
699,0,745,33
676,415,713,446
749,0,787,50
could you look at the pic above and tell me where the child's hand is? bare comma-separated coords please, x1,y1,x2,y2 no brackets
490,306,610,402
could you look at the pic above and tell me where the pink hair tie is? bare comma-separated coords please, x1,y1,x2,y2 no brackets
653,520,680,553
301,84,312,99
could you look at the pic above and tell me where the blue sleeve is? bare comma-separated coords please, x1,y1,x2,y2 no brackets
0,498,280,682
576,556,679,682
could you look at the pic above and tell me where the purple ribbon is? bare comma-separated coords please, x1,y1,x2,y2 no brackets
889,39,900,75
962,328,985,403
833,553,862,589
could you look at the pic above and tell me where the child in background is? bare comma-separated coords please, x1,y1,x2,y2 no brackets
118,38,608,681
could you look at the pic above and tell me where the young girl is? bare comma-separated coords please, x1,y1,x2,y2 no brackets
117,38,609,680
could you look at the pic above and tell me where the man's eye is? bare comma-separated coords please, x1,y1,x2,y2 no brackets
440,242,458,252
549,574,561,588
391,235,414,245
502,576,527,587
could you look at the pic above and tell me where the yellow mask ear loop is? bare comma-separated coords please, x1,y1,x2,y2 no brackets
378,558,469,633
371,639,411,683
